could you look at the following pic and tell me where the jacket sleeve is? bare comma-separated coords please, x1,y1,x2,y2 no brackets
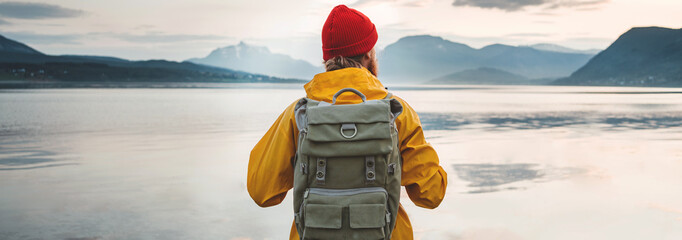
394,97,448,209
247,100,299,207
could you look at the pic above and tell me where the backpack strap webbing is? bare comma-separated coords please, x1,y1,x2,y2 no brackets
384,92,393,100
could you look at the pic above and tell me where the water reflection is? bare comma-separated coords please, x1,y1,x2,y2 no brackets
1,87,680,239
421,112,682,130
64,237,101,240
0,142,72,171
452,163,586,194
604,115,682,129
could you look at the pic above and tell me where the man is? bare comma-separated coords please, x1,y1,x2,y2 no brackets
247,5,447,239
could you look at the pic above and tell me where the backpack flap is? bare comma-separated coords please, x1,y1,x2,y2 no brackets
301,103,393,157
304,204,343,229
349,204,387,239
349,204,387,228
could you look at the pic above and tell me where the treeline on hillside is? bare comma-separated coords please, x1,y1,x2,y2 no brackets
0,62,303,83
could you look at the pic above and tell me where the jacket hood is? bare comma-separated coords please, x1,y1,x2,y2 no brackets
304,67,388,104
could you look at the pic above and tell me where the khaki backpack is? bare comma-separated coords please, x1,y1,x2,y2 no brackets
292,88,403,239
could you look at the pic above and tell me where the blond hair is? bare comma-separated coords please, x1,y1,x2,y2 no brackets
324,55,365,72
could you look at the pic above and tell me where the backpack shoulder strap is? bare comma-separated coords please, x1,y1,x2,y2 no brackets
292,97,308,167
384,92,393,100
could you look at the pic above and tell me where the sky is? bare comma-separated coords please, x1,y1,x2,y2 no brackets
0,0,680,65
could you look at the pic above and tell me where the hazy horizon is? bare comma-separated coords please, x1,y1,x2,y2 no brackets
0,0,680,65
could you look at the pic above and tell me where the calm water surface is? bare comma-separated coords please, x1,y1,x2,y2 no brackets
1,85,681,240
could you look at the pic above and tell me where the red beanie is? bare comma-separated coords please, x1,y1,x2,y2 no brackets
322,5,378,61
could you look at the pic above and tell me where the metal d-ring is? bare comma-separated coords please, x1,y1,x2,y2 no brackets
340,123,357,139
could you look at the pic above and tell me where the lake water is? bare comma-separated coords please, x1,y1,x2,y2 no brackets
1,85,681,240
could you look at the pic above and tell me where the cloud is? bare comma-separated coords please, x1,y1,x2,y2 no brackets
544,0,609,9
505,32,552,37
532,11,557,16
133,25,156,30
352,0,432,8
2,31,83,45
0,2,84,19
0,18,9,25
109,32,231,43
451,0,609,11
3,31,233,46
351,0,394,8
452,0,544,11
401,0,433,7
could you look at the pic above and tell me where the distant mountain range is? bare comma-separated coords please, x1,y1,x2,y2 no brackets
0,35,304,86
526,44,601,55
379,35,596,83
187,42,321,80
427,67,553,85
4,26,680,88
553,27,682,87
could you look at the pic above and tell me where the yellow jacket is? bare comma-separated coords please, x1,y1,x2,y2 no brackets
247,67,448,239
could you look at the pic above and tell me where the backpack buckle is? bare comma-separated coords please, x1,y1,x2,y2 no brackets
388,163,396,175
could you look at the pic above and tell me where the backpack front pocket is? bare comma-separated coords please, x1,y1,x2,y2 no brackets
304,204,342,229
348,204,387,239
349,204,386,228
300,187,388,239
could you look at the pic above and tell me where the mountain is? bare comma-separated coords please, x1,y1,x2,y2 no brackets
379,35,595,83
428,67,531,85
553,27,682,87
187,41,321,80
0,34,304,85
0,35,43,55
378,35,477,83
528,44,601,55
